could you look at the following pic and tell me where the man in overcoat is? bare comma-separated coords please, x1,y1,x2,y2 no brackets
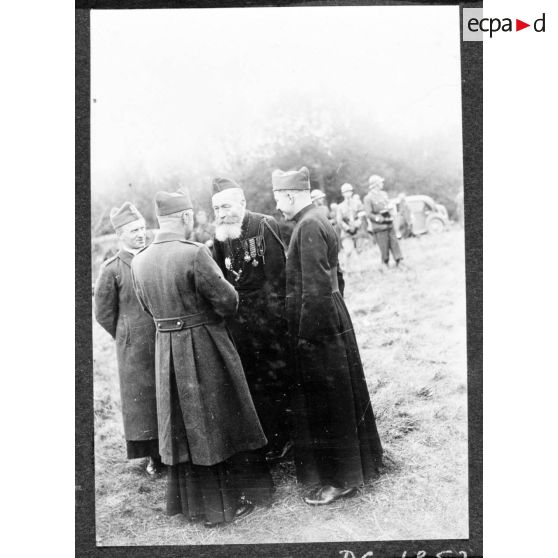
94,202,160,475
131,189,269,527
363,174,404,267
211,177,292,462
272,167,383,505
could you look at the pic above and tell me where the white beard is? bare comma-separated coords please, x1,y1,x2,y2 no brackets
215,222,243,241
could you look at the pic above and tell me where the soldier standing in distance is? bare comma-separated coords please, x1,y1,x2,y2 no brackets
131,189,269,528
211,177,292,463
272,166,383,505
310,188,330,219
363,174,404,267
94,203,161,475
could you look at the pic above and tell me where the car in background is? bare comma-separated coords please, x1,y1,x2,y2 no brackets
389,194,449,236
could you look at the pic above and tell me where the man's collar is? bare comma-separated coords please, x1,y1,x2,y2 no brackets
116,248,134,267
153,230,187,243
292,203,314,223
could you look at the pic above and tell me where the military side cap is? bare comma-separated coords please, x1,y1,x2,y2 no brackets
155,189,193,216
271,166,311,191
212,177,242,195
110,202,143,230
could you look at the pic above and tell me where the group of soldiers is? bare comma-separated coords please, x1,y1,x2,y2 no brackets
94,166,384,528
310,174,405,272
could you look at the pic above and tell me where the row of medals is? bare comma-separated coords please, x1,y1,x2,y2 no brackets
224,237,259,282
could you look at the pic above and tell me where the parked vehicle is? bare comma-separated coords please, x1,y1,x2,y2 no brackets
389,195,449,236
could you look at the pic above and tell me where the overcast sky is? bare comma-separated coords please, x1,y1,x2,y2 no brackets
91,6,462,192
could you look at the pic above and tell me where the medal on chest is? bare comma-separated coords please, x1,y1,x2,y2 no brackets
225,234,265,281
224,256,242,282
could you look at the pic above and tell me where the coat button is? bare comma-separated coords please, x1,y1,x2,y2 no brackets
176,321,181,325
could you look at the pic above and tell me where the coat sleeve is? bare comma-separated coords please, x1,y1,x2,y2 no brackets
94,264,119,338
211,239,228,277
195,245,239,317
262,217,286,299
298,219,340,341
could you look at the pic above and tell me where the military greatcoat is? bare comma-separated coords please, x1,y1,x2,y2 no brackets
131,231,267,467
94,249,158,444
286,204,383,488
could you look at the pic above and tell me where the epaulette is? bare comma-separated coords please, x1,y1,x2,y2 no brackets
102,254,118,267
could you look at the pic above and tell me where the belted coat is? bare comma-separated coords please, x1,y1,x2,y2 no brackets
94,249,158,442
131,231,267,467
286,204,383,488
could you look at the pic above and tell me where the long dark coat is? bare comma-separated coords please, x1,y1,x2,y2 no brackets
131,231,267,467
213,211,291,451
286,204,383,488
94,249,158,442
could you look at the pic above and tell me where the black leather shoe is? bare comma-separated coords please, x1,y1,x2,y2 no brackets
145,457,162,476
234,497,255,519
203,497,254,528
266,440,294,464
304,485,357,505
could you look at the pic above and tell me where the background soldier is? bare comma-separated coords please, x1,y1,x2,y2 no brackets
211,177,292,462
310,188,329,219
272,167,383,505
363,174,404,267
94,202,161,475
397,192,413,238
131,189,269,528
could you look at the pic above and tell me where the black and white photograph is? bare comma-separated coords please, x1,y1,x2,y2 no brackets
85,3,475,549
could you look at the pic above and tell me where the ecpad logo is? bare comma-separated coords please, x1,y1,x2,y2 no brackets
463,8,546,40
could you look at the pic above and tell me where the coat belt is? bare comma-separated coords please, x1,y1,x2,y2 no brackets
154,310,221,332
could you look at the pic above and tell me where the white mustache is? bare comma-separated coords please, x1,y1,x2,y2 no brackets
215,222,242,241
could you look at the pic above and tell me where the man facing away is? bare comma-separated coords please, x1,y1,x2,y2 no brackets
211,177,292,463
363,174,404,267
272,167,383,505
131,189,268,527
94,202,161,475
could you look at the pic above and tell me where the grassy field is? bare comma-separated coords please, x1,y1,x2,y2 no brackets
93,227,468,546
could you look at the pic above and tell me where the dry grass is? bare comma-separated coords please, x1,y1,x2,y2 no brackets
93,227,468,546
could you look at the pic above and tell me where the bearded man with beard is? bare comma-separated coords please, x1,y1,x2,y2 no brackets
211,177,293,464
